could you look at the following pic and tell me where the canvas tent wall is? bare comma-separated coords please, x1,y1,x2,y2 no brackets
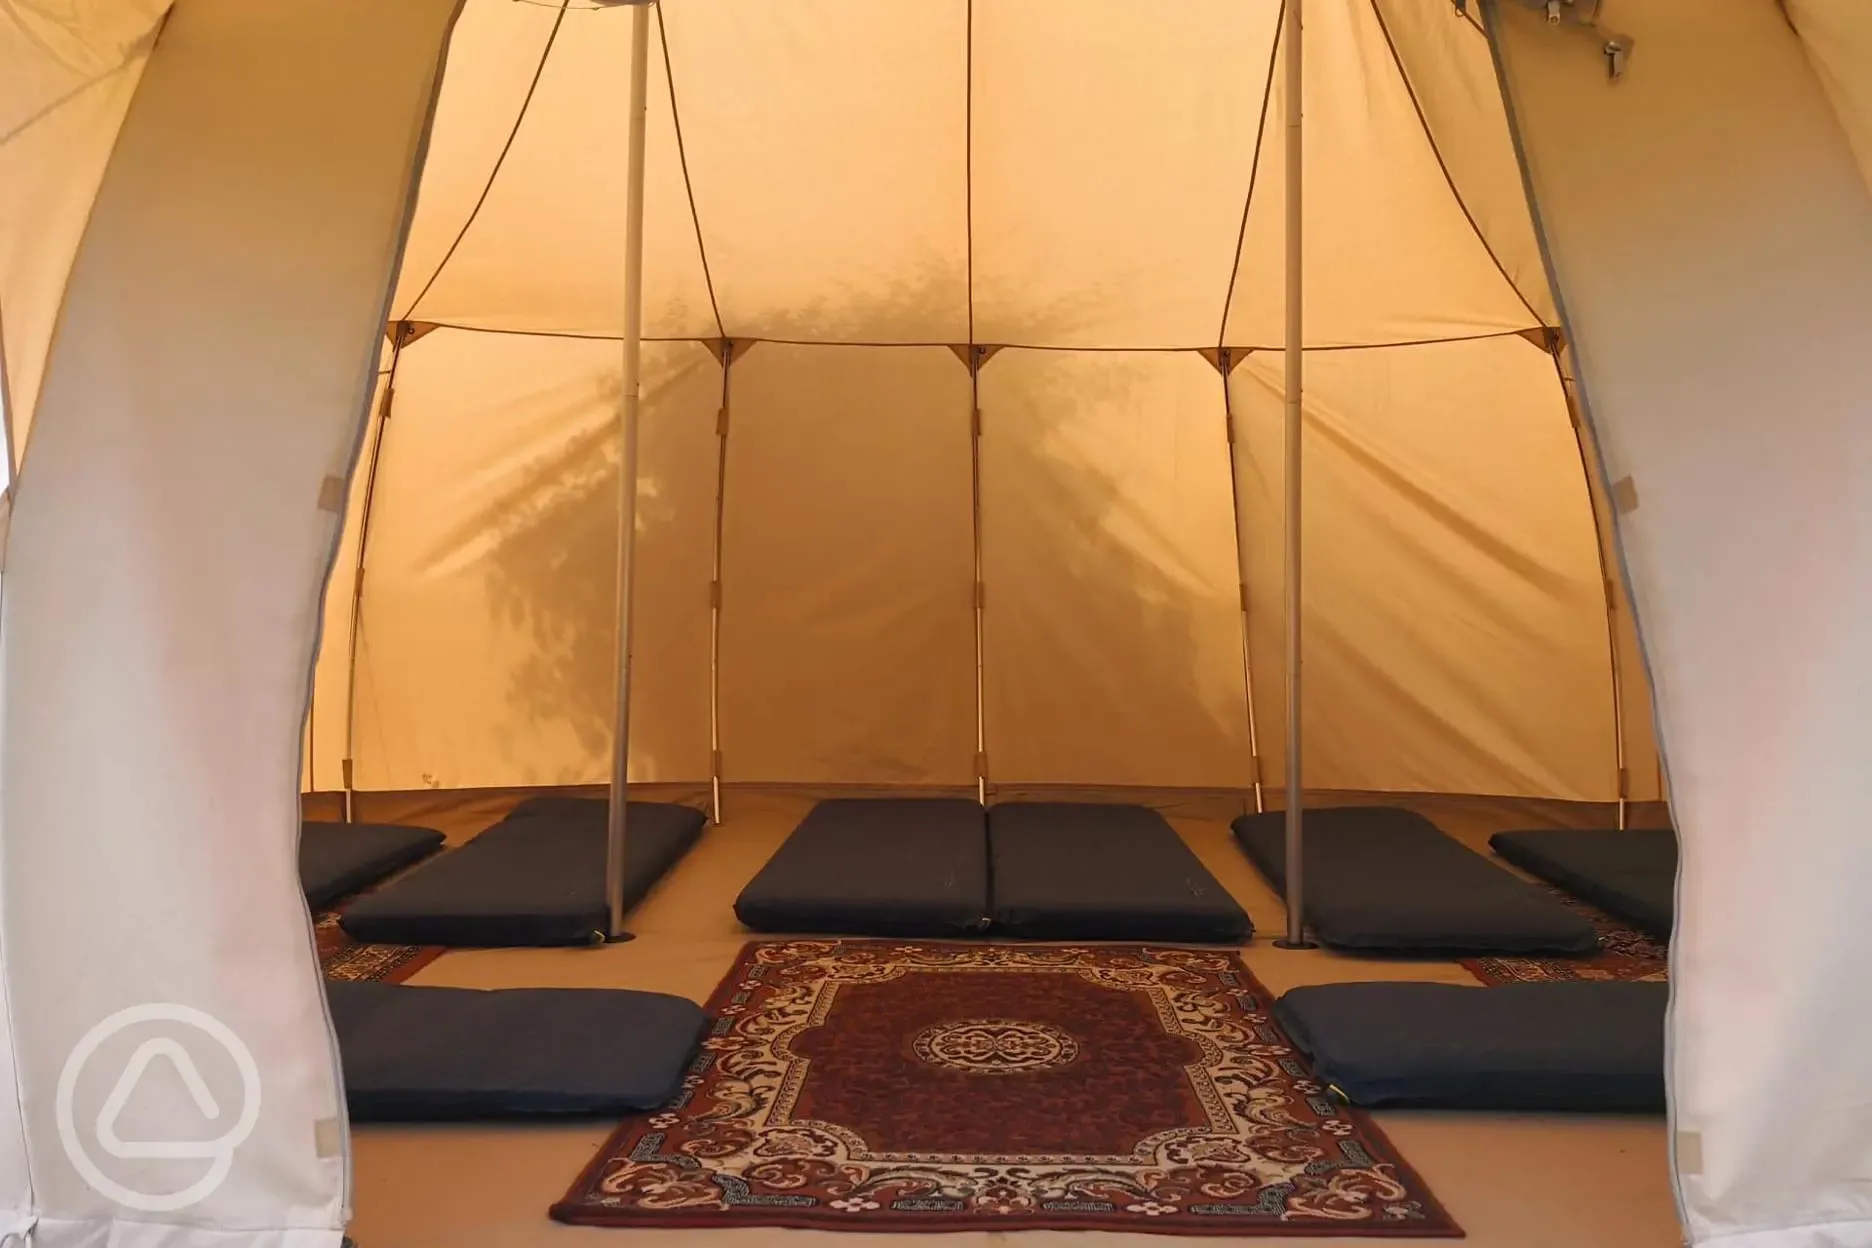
3,1,1872,1247
303,0,1662,808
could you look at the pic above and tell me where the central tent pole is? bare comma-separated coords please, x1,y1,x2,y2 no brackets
1277,0,1314,951
605,0,652,940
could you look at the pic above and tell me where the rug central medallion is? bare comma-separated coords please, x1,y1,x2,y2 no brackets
553,940,1458,1237
911,1018,1079,1074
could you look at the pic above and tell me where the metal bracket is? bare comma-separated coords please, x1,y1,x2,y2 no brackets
1466,0,1633,82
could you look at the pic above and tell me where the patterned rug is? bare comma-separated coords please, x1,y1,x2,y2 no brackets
315,910,442,984
553,940,1459,1237
1463,885,1668,986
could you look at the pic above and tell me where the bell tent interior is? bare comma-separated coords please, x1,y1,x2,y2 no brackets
4,0,1872,1246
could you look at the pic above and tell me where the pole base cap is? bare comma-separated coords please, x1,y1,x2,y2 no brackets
1272,937,1319,950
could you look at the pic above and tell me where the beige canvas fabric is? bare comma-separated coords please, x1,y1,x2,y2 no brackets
981,350,1250,788
1232,334,1612,799
721,344,976,783
1496,1,1872,1244
15,1,1872,1246
1789,2,1872,200
8,0,1649,807
289,0,1641,804
0,0,457,1242
345,330,717,790
0,36,150,469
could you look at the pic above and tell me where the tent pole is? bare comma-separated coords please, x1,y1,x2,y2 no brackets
1276,0,1314,950
0,295,18,484
341,326,408,823
969,347,988,806
1219,349,1267,816
605,0,652,940
708,339,732,825
1548,338,1629,829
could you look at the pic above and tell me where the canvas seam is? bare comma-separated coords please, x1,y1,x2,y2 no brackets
655,6,724,340
1216,0,1288,352
401,0,569,320
1366,0,1546,329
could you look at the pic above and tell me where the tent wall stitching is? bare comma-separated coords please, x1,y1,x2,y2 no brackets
0,24,155,150
3,25,165,486
398,322,1555,354
1366,0,1546,328
965,0,988,803
656,5,724,339
1216,0,1288,350
400,0,570,320
964,0,976,348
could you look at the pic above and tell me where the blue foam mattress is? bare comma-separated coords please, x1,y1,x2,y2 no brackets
328,980,706,1120
1274,980,1667,1112
338,798,705,946
988,802,1250,943
734,798,990,937
1233,806,1598,954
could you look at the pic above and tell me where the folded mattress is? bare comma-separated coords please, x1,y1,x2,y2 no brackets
300,821,444,910
1233,806,1598,954
988,802,1251,943
328,980,706,1120
339,799,705,946
1490,828,1677,939
1274,980,1667,1112
734,798,990,937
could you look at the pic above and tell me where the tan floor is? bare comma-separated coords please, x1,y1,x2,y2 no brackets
344,794,1683,1247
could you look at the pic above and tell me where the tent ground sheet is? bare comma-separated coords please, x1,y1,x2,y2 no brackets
340,794,1686,1248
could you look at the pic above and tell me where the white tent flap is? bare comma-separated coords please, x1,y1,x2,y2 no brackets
0,0,456,1241
1496,1,1872,1243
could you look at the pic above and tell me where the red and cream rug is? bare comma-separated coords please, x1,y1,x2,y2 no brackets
553,940,1459,1237
315,910,441,984
1463,885,1668,986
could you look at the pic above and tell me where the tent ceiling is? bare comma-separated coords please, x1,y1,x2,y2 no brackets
393,0,1554,348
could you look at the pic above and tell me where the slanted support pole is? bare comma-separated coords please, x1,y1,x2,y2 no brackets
605,0,652,939
1545,335,1629,829
0,295,17,485
707,339,732,825
1276,0,1315,951
340,323,413,822
1218,348,1267,816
